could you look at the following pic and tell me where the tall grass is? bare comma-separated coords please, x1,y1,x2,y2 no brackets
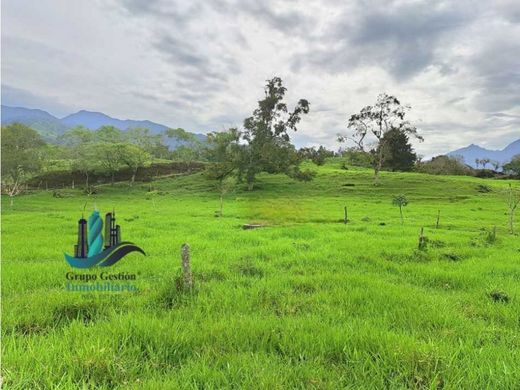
2,160,519,388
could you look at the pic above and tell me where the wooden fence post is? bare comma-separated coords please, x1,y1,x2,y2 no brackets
181,243,193,292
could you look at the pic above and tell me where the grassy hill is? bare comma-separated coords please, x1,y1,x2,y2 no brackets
2,160,519,388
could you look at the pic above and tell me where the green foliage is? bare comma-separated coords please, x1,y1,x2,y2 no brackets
239,77,312,190
298,146,334,166
167,128,205,162
1,123,47,204
477,184,492,193
417,155,473,176
503,155,520,176
341,147,373,168
392,194,409,224
1,123,46,181
380,129,417,172
339,93,422,184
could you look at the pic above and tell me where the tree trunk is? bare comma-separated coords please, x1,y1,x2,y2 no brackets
374,146,384,185
10,195,14,207
85,173,89,189
130,170,136,186
111,172,115,186
510,210,514,235
219,192,224,217
247,181,254,191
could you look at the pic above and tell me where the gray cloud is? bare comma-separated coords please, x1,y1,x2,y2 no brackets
292,1,476,79
1,0,519,157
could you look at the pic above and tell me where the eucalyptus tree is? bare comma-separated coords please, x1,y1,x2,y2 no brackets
339,94,422,184
239,76,312,190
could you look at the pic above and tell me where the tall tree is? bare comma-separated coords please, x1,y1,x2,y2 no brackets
204,128,242,216
61,126,97,188
339,93,422,184
503,155,520,176
94,143,124,185
126,127,169,159
239,77,312,190
166,128,204,163
1,124,46,205
380,128,417,172
119,143,152,185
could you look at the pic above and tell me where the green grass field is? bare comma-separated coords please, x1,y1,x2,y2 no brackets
2,160,519,389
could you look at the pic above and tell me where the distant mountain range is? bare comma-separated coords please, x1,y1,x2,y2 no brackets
0,105,204,148
447,139,520,168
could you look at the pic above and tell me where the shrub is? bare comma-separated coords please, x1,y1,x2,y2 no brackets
416,155,473,176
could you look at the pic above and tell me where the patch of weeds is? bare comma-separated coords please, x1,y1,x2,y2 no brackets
379,222,386,226
382,250,431,263
293,242,311,251
14,321,49,336
429,239,446,248
292,281,316,294
235,260,264,278
471,227,497,246
342,183,355,187
123,215,139,222
53,301,104,325
477,184,492,193
157,273,197,309
194,270,226,282
488,289,510,303
361,216,370,222
443,252,463,261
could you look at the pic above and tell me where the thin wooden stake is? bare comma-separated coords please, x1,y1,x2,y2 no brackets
435,209,440,229
344,206,348,224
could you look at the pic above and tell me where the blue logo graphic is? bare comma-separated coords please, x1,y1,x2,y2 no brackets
65,209,145,268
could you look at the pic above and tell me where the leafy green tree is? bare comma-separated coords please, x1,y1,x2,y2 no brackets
204,128,242,216
239,77,312,190
380,128,417,172
339,94,422,184
341,147,373,168
298,146,334,166
94,143,124,185
61,126,97,188
417,155,473,176
126,127,169,159
503,155,520,176
167,128,204,163
96,125,124,143
119,143,152,185
1,123,46,205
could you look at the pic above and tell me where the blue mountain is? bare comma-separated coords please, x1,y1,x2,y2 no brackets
1,105,68,140
447,138,520,168
1,105,204,147
61,110,169,134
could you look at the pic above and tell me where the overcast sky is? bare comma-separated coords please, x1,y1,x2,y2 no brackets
2,0,519,156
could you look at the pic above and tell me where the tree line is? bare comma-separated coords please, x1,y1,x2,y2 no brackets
2,76,519,206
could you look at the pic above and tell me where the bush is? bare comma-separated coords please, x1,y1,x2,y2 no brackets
416,155,473,176
341,148,373,168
